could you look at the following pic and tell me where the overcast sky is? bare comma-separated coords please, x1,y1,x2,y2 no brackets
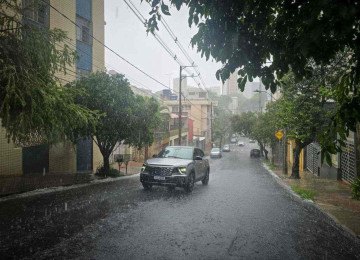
104,0,223,93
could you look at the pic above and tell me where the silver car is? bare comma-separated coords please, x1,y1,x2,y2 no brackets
210,147,222,158
140,146,210,192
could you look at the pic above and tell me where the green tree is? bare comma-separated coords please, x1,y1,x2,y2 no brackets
213,107,232,148
128,95,162,151
73,72,135,174
231,112,257,138
274,73,334,178
0,0,98,144
251,110,278,161
145,0,360,156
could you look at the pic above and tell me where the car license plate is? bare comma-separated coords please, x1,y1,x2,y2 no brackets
154,176,165,181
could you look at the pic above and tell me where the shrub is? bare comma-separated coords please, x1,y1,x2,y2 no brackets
95,165,122,178
351,178,360,200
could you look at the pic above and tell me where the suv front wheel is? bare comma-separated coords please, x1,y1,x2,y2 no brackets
142,182,152,190
184,173,195,192
202,169,209,185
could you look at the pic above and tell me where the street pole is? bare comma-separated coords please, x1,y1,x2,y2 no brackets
259,81,262,113
178,65,198,146
178,66,182,145
283,129,288,175
210,102,213,144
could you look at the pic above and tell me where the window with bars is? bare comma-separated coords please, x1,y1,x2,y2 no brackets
76,16,92,45
22,0,49,26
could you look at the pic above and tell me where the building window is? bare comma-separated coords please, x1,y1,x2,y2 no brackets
182,105,191,111
199,92,207,98
77,68,91,79
188,92,195,96
23,0,49,26
76,16,92,44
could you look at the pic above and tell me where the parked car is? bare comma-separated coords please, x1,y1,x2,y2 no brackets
249,139,256,143
250,149,261,158
230,137,237,143
140,146,210,192
210,148,222,158
222,144,230,152
237,141,245,146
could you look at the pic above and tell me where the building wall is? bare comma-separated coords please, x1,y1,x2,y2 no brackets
0,126,22,176
48,142,77,173
91,0,105,171
165,99,212,143
287,139,304,172
48,0,78,174
0,1,104,176
92,0,105,71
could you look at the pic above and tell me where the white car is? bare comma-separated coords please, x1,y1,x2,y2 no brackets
237,141,245,146
210,148,222,158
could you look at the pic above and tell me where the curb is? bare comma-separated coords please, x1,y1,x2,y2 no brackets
262,163,360,241
0,173,140,203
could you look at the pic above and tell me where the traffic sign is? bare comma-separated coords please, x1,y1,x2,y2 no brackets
275,130,284,140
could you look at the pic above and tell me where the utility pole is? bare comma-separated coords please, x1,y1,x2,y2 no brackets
258,81,262,113
178,66,183,145
178,65,197,146
210,102,213,144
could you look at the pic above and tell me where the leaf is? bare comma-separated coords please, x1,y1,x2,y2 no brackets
237,75,248,92
160,3,170,15
194,14,199,25
151,0,160,7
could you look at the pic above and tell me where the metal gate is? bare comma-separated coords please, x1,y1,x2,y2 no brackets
76,138,93,172
306,143,321,175
340,141,356,183
22,145,49,174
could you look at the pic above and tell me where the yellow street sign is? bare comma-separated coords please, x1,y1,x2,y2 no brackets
275,130,284,140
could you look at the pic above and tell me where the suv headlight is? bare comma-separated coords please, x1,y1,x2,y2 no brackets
178,167,187,174
140,165,146,173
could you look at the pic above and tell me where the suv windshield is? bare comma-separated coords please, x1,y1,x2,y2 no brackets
157,147,193,160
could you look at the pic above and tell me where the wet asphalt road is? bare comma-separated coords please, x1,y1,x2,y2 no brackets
1,141,360,259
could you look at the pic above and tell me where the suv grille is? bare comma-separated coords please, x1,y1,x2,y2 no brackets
145,166,174,176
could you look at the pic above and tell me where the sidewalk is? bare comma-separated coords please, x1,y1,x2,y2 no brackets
0,162,142,197
266,163,360,237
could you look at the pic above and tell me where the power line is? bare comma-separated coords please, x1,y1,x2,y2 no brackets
62,37,206,123
43,0,208,123
122,0,211,118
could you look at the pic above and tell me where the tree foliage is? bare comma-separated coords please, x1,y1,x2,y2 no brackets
0,0,98,144
231,112,257,138
73,72,162,174
213,106,232,147
128,95,162,150
145,0,360,155
73,72,135,173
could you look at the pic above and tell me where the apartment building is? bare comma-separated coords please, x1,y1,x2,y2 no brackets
0,0,105,176
164,95,213,150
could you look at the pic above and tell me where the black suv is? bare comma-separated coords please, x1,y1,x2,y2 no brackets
140,146,210,192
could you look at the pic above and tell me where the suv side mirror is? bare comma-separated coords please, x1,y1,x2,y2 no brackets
195,156,203,160
152,154,157,158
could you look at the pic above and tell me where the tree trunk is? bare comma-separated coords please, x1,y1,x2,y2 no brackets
264,147,269,160
270,144,275,164
145,146,149,161
283,134,288,175
103,154,110,177
290,141,301,179
259,142,264,157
